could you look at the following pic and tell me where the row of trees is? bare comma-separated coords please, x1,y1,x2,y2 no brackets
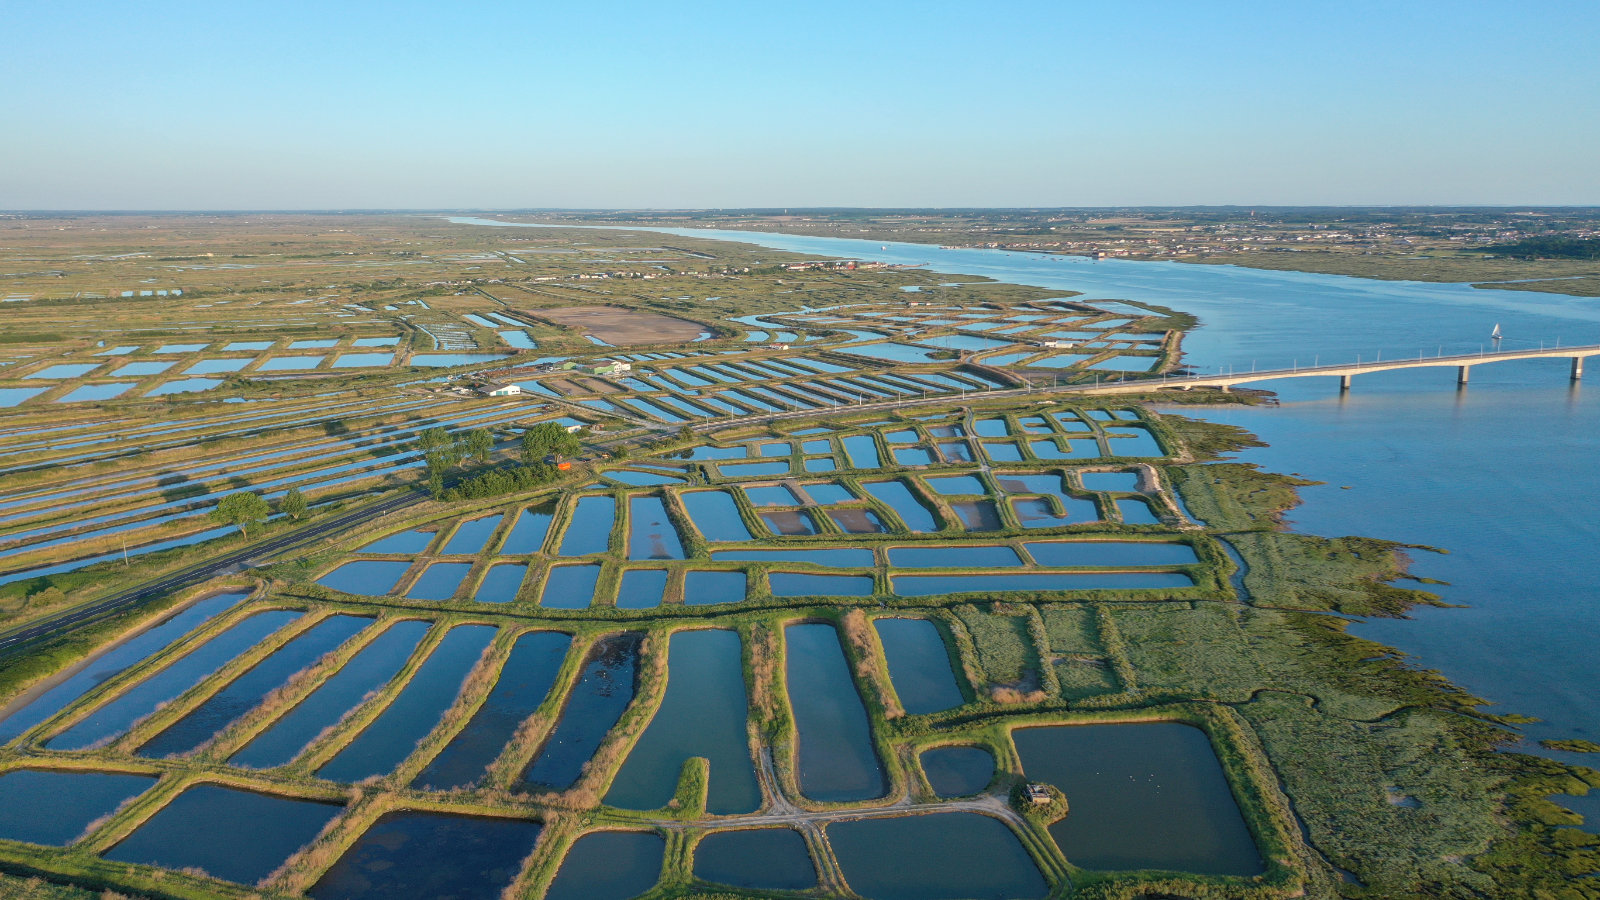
210,487,306,537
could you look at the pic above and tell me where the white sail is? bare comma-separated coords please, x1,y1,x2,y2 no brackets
1492,323,1502,340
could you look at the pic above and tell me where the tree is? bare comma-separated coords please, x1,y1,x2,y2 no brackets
463,428,495,463
521,422,581,463
677,424,695,443
212,491,270,537
280,487,307,521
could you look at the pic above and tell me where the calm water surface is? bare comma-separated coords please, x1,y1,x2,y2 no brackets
317,624,496,782
784,623,885,802
545,831,663,900
605,629,759,814
694,828,816,891
310,812,540,900
0,769,155,845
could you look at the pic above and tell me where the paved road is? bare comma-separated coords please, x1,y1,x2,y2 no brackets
0,489,423,659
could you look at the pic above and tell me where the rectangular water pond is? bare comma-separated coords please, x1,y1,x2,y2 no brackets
47,609,303,751
411,631,570,790
317,560,413,595
770,572,875,597
474,563,528,603
784,623,885,802
443,514,504,554
873,618,965,715
500,504,555,554
1023,540,1199,567
0,769,156,846
518,632,642,791
406,562,473,600
712,547,874,568
828,812,1046,900
680,490,753,542
862,480,938,532
888,545,1022,568
1012,722,1263,876
892,572,1193,596
136,615,372,759
103,785,343,886
627,496,685,560
0,590,247,744
229,620,431,769
605,629,759,814
309,812,542,900
316,624,497,782
545,831,664,900
694,828,817,892
558,495,615,556
684,570,747,605
616,569,667,609
542,564,601,608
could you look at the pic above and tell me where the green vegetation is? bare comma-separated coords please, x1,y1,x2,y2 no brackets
208,491,269,537
521,422,581,462
279,487,307,521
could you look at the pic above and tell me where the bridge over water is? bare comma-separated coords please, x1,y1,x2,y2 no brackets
1073,342,1600,394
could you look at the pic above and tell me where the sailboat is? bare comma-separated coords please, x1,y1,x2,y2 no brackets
1491,323,1503,343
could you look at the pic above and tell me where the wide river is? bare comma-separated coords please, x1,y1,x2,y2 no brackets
452,217,1600,752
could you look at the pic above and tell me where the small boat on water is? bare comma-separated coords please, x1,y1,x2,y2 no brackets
1492,323,1503,342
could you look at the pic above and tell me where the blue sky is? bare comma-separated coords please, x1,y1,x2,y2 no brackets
3,1,1597,208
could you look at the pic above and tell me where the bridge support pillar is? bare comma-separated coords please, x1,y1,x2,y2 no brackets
1574,357,1585,381
1458,365,1471,385
1339,374,1351,391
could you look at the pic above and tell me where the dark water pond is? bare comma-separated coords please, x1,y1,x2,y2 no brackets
0,591,246,744
309,811,541,900
357,529,435,554
407,562,473,600
444,514,504,555
137,615,371,759
842,434,882,468
627,496,685,560
893,572,1192,596
920,746,995,797
47,609,301,751
1117,497,1162,524
828,507,888,533
684,570,747,606
317,560,413,595
760,509,818,535
541,564,601,609
713,547,872,567
317,624,497,782
558,495,615,556
1011,496,1100,528
545,830,663,900
411,631,571,790
104,784,343,886
679,490,753,542
0,769,156,845
770,573,875,597
888,545,1021,568
829,812,1045,900
951,499,1003,531
862,480,938,532
873,618,964,715
230,620,430,769
605,629,759,815
1081,472,1142,493
500,504,555,554
616,569,668,609
518,633,641,791
785,623,885,802
694,828,816,891
1023,540,1198,567
474,563,528,603
1012,722,1262,875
